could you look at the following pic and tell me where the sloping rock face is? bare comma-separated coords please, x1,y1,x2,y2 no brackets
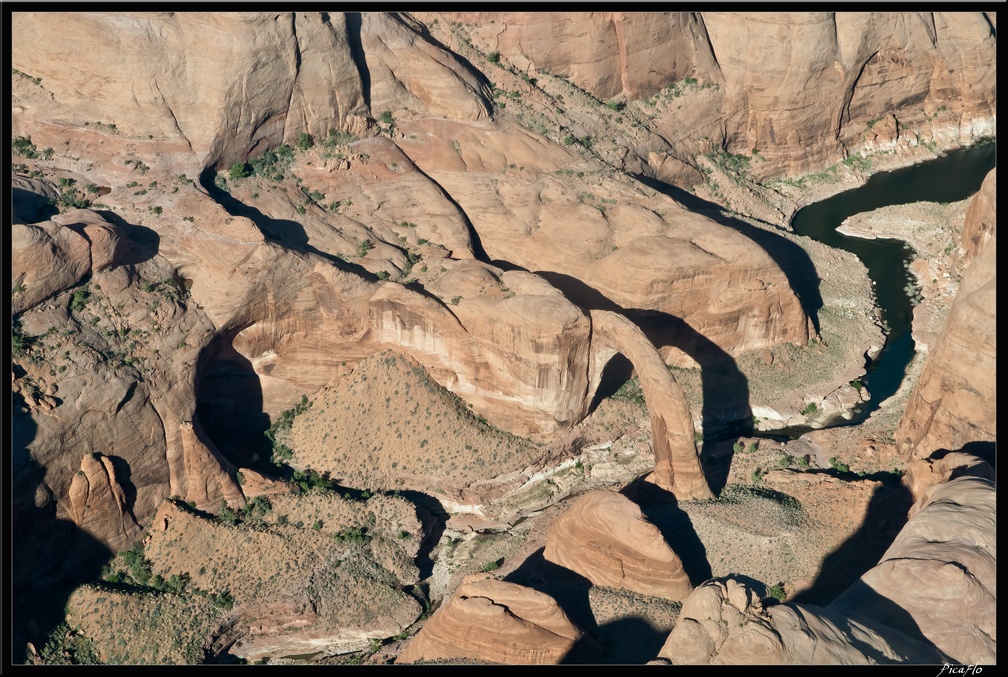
897,226,996,459
435,11,995,179
960,168,996,264
415,12,718,101
397,574,584,664
9,206,127,315
10,11,489,170
399,120,811,365
902,451,995,519
543,490,693,601
657,472,995,664
830,475,996,664
11,218,92,316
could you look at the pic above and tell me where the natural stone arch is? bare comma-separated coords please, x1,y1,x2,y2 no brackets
587,310,713,500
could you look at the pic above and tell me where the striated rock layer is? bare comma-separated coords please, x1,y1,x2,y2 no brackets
544,490,694,601
657,469,996,664
397,574,585,664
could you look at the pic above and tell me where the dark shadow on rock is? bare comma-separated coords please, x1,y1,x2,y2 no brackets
106,455,140,526
405,162,490,263
507,543,677,664
394,490,448,581
790,481,912,607
11,392,112,665
344,13,370,110
828,580,954,663
197,168,375,277
570,616,671,665
92,210,161,263
634,172,823,336
586,353,634,415
936,441,997,471
389,12,495,106
195,326,273,472
12,186,59,224
621,478,713,587
503,548,597,639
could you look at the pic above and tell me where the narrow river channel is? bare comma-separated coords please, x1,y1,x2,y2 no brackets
790,141,996,428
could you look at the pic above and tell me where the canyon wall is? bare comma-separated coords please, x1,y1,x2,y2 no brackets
897,169,996,459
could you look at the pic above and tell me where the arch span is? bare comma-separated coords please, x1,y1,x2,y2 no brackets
588,310,713,500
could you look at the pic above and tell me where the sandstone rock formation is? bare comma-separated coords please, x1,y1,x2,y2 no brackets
10,11,489,171
902,451,995,519
544,490,693,601
960,167,996,264
400,122,812,365
12,216,92,316
428,12,995,179
416,12,719,101
829,475,996,664
66,452,143,555
657,472,995,664
397,574,585,664
588,310,711,500
10,10,998,665
897,189,996,459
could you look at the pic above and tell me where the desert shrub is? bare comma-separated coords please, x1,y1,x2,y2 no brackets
121,541,153,585
486,51,500,64
480,558,502,572
39,622,100,665
801,401,819,417
611,376,645,407
228,161,252,180
379,111,394,125
12,135,38,158
334,526,369,544
70,287,90,313
296,131,315,150
769,583,786,601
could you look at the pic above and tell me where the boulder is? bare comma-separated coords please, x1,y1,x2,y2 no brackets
397,574,584,664
544,490,693,600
